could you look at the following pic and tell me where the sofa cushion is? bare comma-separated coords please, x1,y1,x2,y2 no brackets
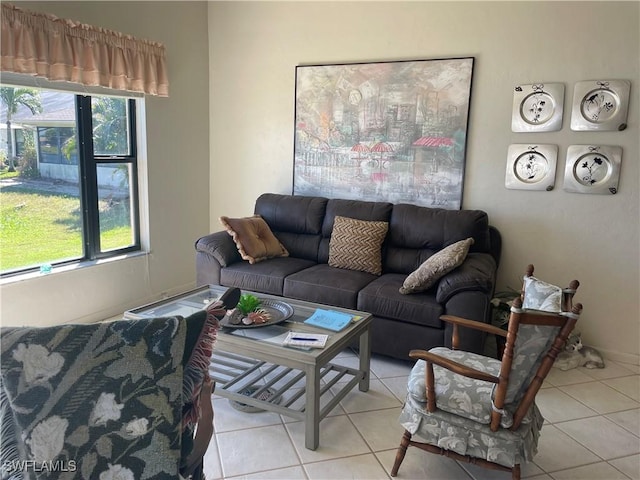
255,193,328,235
0,317,188,479
221,257,316,296
400,238,474,294
328,216,389,275
319,199,393,263
284,264,377,309
220,214,289,264
358,274,444,328
269,231,322,263
385,204,491,274
255,193,328,261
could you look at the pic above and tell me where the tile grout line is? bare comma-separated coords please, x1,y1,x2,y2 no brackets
204,354,639,480
556,378,640,416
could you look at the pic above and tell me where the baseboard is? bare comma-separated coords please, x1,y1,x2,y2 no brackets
599,348,640,367
484,335,640,367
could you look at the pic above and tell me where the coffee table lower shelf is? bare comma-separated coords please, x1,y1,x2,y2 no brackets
209,350,366,449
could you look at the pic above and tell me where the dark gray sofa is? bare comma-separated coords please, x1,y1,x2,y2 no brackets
195,193,501,361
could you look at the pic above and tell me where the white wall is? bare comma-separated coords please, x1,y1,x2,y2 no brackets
1,2,210,325
208,1,639,364
2,1,637,365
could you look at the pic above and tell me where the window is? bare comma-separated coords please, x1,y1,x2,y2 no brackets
0,85,141,275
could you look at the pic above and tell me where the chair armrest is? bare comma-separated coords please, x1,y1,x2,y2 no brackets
441,314,507,338
182,379,215,478
195,231,241,267
441,313,506,351
409,349,500,384
410,349,499,413
436,253,497,303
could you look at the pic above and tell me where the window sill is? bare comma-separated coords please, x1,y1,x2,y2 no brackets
0,251,149,286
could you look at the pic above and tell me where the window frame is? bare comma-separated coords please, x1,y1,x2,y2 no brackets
1,87,142,276
77,95,141,261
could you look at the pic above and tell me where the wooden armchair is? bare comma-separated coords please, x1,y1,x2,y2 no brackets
391,265,582,480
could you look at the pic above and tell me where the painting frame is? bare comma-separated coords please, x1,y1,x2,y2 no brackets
293,57,475,210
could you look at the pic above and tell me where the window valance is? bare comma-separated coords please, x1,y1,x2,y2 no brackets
1,2,169,96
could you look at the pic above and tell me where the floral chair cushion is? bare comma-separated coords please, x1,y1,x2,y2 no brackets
1,316,189,479
522,276,562,312
407,348,515,427
504,324,560,403
407,338,555,430
398,392,544,468
402,346,546,468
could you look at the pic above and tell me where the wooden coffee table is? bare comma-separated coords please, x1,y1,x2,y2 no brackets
125,285,372,450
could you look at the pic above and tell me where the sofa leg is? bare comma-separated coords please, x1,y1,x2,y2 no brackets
391,430,412,477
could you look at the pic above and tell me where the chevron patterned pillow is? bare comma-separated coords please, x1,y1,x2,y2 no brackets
328,216,389,275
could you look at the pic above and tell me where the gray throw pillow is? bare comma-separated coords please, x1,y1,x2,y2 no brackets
400,237,474,294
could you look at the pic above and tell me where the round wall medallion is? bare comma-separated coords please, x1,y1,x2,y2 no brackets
579,88,620,124
513,151,550,183
572,152,613,186
520,91,557,126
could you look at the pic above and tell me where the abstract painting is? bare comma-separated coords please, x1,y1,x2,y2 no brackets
293,58,474,209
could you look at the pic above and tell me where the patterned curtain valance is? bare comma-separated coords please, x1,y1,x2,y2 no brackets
1,2,169,96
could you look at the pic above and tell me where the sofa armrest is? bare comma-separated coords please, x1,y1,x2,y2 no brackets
436,253,497,304
195,231,241,267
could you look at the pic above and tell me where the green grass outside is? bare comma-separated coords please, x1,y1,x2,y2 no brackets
0,186,132,272
0,171,19,180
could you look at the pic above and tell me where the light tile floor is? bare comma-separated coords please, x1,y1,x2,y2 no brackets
203,349,640,480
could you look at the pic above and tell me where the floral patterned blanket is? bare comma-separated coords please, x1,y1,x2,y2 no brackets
1,317,188,480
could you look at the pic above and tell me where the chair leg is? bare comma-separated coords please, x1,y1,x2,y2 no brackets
390,430,412,477
512,464,521,480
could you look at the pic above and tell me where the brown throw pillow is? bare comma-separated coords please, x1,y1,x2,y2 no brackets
219,215,288,264
328,216,389,275
399,237,474,294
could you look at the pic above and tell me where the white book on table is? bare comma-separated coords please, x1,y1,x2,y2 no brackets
283,331,328,348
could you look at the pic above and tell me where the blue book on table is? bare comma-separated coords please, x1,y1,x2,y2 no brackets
304,309,353,332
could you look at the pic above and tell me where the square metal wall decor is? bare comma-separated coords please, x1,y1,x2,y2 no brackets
563,145,622,195
570,80,630,131
505,144,558,191
511,83,564,132
293,58,475,210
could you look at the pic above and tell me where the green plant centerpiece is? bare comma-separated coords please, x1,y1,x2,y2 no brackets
237,294,261,315
225,293,272,326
